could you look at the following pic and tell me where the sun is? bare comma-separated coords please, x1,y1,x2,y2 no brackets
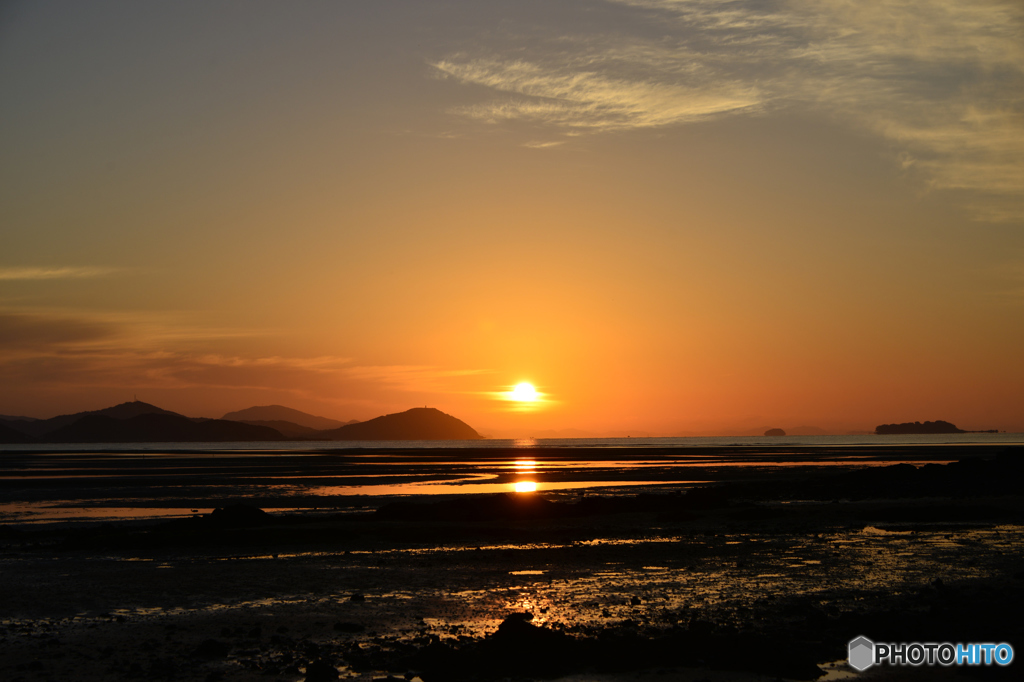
509,382,540,402
493,381,548,411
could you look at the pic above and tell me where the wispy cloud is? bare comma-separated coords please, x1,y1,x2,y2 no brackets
433,56,762,132
433,0,1024,221
344,365,494,394
523,140,567,149
0,311,115,348
0,309,489,398
0,266,120,281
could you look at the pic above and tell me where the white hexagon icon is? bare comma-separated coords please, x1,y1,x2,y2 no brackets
848,636,875,671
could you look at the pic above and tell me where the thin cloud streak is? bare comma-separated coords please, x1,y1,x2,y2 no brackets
344,365,495,394
523,140,567,149
0,309,488,399
0,266,120,281
433,57,762,131
434,0,1024,221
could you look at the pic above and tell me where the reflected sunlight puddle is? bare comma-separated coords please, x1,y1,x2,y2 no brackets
309,479,704,497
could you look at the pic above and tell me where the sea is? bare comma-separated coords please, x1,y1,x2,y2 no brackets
2,433,1020,526
3,431,1023,452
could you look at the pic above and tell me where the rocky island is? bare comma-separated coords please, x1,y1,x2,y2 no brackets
874,420,965,435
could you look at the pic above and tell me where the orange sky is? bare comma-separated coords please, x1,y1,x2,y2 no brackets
1,1,1022,436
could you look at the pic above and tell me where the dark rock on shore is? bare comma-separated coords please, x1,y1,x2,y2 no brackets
405,613,825,681
194,639,230,658
207,504,272,527
304,658,340,681
803,450,1024,499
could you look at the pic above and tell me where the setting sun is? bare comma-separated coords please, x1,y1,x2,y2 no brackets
510,383,539,402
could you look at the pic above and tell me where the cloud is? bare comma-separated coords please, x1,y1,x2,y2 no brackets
433,0,1024,221
523,140,567,149
432,56,762,132
0,308,489,400
344,365,494,394
0,266,120,281
0,312,116,348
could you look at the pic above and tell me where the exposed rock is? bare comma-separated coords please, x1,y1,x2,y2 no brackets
194,639,230,658
304,658,340,682
208,505,271,527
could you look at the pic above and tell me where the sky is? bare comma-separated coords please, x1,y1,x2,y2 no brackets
1,0,1022,436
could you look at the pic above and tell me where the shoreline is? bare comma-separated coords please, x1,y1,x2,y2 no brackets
1,444,1017,528
1,445,1021,680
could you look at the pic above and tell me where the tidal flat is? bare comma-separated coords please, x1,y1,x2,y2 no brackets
1,445,1021,681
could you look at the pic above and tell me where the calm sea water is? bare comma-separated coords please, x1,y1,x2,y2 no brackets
2,432,1022,452
2,434,1019,525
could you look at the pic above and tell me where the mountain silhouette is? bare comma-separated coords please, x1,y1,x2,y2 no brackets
1,400,182,438
229,419,322,439
1,401,481,443
221,405,355,431
47,412,285,443
316,407,482,440
0,421,36,444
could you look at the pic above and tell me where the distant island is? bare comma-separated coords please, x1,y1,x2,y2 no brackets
763,428,786,437
221,404,360,438
320,407,482,441
0,401,481,444
874,420,967,435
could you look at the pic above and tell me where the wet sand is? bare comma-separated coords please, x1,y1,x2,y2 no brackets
1,445,1021,681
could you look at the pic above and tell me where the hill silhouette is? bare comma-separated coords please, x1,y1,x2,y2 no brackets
0,401,483,443
48,413,285,443
875,420,965,435
229,419,321,439
221,405,355,431
317,407,482,441
0,400,182,438
0,421,35,444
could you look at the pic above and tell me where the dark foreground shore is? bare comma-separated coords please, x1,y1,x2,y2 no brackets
1,445,1022,681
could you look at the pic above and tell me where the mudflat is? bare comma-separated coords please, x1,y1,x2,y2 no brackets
1,445,1021,681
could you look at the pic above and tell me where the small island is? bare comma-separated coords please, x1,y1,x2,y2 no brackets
874,420,964,435
763,428,786,436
